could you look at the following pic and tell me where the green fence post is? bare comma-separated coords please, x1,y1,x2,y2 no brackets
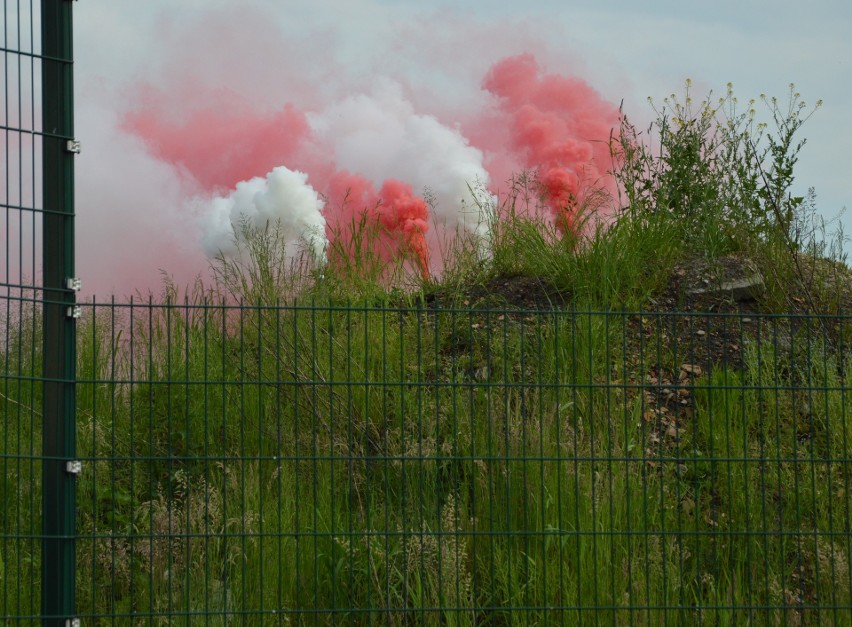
41,1,78,625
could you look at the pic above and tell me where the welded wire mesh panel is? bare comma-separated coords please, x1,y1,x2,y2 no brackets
1,2,42,290
75,303,852,624
1,2,43,622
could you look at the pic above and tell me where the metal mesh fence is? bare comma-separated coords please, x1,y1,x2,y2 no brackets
65,302,852,623
3,2,852,625
2,1,77,624
2,1,44,623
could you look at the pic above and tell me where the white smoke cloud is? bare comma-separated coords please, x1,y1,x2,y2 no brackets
308,80,495,237
201,166,328,263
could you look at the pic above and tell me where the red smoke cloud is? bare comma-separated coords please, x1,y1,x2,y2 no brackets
123,53,619,280
126,89,430,277
482,53,621,233
326,172,430,279
375,180,431,279
125,96,313,192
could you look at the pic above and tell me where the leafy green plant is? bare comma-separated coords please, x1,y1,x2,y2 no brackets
612,82,829,306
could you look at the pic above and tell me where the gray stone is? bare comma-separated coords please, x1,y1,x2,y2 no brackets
688,272,764,302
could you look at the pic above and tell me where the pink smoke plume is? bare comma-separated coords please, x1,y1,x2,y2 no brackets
482,53,621,233
124,97,313,193
121,53,620,283
374,180,431,280
126,89,431,278
327,173,431,279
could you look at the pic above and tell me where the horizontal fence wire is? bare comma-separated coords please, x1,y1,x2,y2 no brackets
6,299,851,624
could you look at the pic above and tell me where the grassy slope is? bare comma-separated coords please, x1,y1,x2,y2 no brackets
3,86,852,624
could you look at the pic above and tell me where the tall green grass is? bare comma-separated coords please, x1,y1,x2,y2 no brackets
2,84,851,624
58,301,852,624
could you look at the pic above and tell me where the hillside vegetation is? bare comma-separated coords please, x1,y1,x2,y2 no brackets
3,85,852,624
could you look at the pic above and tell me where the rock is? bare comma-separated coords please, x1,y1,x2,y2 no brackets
688,272,764,302
680,363,703,377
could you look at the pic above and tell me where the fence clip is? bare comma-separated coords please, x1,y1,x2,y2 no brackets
66,305,81,319
65,619,81,627
65,139,81,154
66,277,82,292
66,461,82,476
